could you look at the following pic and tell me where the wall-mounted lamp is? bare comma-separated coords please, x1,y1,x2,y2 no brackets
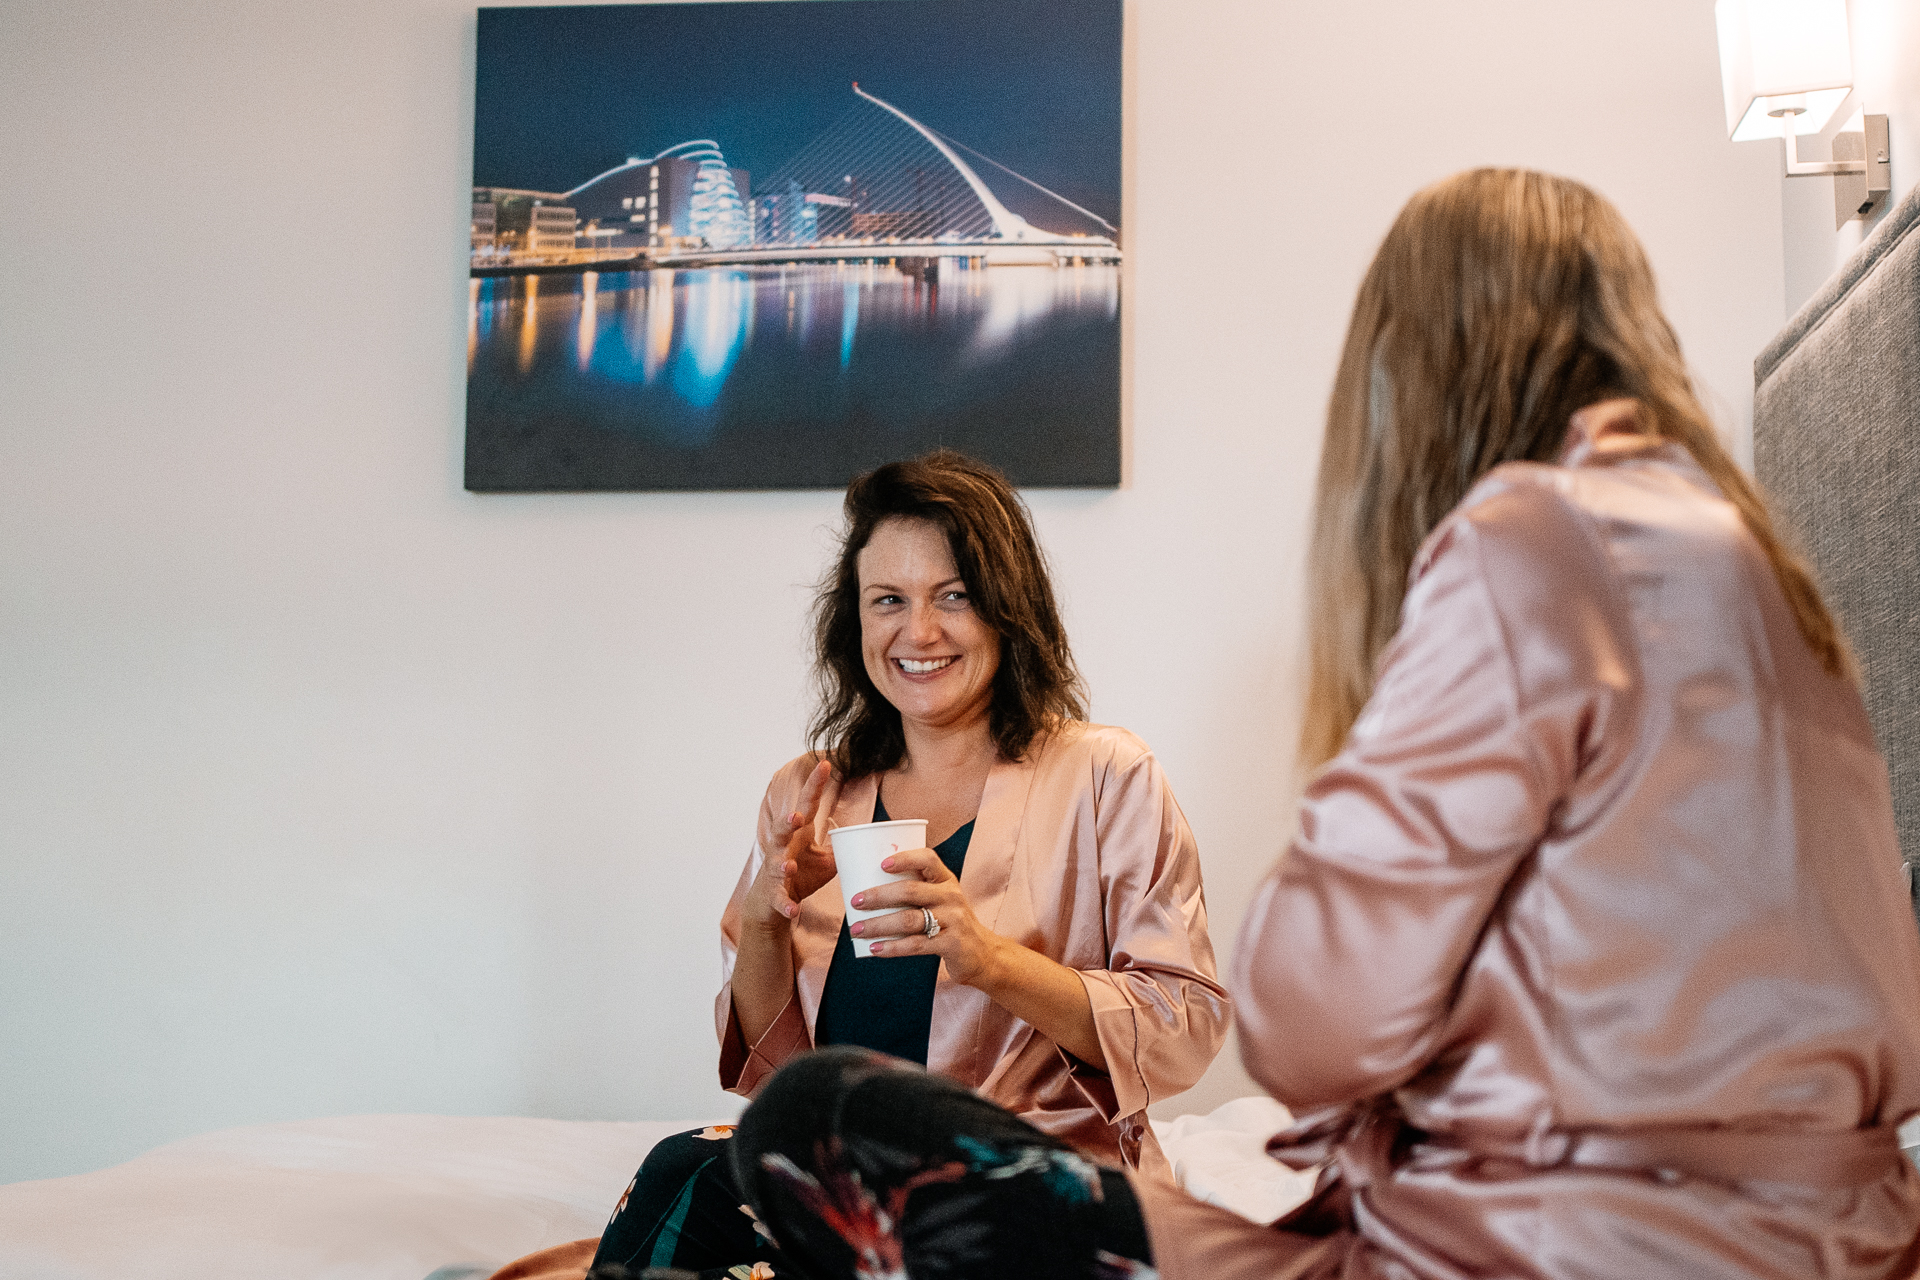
1715,0,1891,225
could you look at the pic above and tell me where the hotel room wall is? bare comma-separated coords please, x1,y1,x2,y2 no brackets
0,0,1784,1183
1781,0,1920,315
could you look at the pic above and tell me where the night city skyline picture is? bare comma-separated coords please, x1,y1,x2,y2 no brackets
465,0,1123,492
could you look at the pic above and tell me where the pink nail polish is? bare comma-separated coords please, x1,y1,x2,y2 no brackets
851,893,863,907
881,857,894,871
850,922,863,936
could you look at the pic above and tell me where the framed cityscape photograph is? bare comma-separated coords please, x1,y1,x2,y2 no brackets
465,0,1122,491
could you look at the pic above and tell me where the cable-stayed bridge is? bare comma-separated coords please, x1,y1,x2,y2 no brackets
657,84,1118,269
477,84,1118,274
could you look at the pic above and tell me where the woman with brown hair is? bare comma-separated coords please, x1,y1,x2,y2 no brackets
728,168,1920,1280
585,450,1228,1279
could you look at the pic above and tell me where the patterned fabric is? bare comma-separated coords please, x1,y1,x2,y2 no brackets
590,1125,778,1279
732,1047,1154,1280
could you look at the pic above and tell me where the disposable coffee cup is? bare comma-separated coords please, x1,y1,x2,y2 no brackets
828,818,929,958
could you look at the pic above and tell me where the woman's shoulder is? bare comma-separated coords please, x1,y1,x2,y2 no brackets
1433,431,1741,598
1416,458,1615,592
1032,720,1156,776
1441,404,1730,572
1403,457,1645,714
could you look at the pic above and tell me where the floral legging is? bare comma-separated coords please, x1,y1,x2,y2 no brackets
720,1047,1155,1280
591,1124,777,1280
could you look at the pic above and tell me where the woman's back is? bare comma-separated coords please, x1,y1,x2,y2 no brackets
1455,412,1920,1135
1232,400,1920,1276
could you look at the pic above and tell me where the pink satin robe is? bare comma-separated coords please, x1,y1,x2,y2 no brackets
714,722,1230,1176
1138,401,1920,1278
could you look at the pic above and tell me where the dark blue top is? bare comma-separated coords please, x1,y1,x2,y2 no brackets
812,797,973,1066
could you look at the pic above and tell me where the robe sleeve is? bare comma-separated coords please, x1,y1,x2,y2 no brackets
1071,744,1233,1122
1230,479,1619,1111
716,760,817,1097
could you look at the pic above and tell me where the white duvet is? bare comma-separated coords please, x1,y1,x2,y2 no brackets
0,1102,1313,1280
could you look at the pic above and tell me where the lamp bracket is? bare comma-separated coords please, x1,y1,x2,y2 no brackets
1774,113,1893,224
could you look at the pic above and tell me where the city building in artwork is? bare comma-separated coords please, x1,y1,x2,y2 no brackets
471,199,497,252
528,204,579,254
565,145,750,252
471,187,578,259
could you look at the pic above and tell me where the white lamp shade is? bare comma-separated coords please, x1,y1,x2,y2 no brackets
1715,0,1854,140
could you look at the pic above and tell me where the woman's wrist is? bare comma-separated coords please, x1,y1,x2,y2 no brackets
960,937,1106,1068
957,931,1019,993
741,878,793,934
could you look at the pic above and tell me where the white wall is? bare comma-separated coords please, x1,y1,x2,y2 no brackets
1781,0,1920,313
0,0,1785,1183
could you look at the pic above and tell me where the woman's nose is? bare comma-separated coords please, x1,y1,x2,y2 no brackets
907,603,942,644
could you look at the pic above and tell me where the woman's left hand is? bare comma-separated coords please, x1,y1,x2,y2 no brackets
851,847,1107,1068
848,849,1006,986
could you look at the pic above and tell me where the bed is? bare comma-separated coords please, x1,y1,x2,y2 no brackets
0,1098,1315,1280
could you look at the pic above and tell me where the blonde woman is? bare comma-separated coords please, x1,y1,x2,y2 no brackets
731,170,1920,1280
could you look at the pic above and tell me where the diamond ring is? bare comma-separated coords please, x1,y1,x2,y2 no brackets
922,908,941,939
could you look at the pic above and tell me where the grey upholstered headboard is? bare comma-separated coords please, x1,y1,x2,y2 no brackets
1754,183,1920,894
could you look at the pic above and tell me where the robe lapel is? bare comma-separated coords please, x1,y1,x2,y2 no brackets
928,738,1044,1079
818,771,881,925
795,773,880,1026
961,742,1042,935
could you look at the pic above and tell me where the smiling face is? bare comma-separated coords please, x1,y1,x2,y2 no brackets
858,517,1001,738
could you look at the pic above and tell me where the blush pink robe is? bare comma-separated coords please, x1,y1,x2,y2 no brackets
1136,401,1920,1278
715,722,1230,1177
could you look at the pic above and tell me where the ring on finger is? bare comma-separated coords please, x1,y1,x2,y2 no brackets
922,908,941,939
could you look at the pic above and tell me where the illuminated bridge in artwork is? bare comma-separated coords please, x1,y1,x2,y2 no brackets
663,83,1120,269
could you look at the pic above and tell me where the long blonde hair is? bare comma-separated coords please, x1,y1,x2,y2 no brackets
1300,168,1849,769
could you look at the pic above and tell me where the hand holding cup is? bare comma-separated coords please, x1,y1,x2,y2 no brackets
828,819,929,957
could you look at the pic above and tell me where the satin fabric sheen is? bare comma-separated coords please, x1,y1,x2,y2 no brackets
1151,400,1920,1279
714,722,1230,1177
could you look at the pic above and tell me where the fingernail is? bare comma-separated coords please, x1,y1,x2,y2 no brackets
869,942,885,955
850,893,864,907
881,857,894,871
849,922,864,936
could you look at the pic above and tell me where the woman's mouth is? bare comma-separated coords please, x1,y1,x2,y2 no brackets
896,656,957,675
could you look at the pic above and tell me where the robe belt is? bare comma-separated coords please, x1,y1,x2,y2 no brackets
1419,1123,1906,1189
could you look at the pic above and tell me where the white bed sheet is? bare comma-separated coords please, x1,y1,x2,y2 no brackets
0,1102,1312,1280
0,1114,687,1280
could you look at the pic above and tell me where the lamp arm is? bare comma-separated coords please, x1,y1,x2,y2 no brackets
1782,125,1867,177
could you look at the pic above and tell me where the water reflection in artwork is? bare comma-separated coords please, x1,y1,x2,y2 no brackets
465,261,1119,490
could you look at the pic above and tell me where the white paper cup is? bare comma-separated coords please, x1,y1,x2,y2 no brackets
828,818,929,958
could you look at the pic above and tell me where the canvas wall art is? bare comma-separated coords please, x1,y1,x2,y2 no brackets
465,0,1123,492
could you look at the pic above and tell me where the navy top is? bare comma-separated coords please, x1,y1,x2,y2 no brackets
812,797,973,1066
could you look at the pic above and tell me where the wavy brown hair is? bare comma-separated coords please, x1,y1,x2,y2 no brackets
811,450,1088,778
1301,168,1851,769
